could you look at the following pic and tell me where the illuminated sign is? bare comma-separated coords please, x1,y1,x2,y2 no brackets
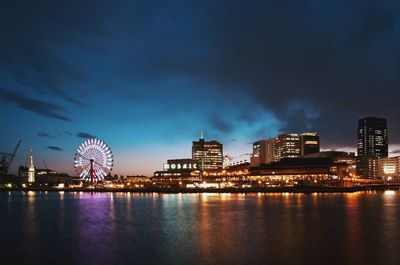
163,159,199,171
383,165,396,174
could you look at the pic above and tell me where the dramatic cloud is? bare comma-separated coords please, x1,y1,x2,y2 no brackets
47,146,62,151
391,149,400,154
1,1,400,176
1,1,400,146
0,90,71,122
76,132,96,139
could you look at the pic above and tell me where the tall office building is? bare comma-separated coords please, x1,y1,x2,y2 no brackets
357,117,388,178
251,139,275,166
192,134,223,170
357,117,388,157
274,134,301,161
300,133,320,156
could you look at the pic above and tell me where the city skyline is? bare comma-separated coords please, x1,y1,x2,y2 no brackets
2,3,400,265
4,121,400,177
1,1,400,176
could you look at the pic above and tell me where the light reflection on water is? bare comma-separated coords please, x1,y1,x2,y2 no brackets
1,191,400,265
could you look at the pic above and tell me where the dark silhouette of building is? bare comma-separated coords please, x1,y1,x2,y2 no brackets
357,117,388,157
357,117,388,178
357,156,379,179
304,151,356,165
300,133,320,156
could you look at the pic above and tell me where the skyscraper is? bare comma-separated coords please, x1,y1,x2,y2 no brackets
192,134,223,170
357,117,388,178
300,133,320,156
357,117,388,157
273,134,301,161
251,139,275,166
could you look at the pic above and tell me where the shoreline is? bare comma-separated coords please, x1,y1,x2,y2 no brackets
1,184,400,194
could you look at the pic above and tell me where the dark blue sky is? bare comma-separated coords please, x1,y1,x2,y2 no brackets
1,0,400,175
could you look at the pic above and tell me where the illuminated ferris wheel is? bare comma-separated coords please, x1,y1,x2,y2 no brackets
74,139,113,183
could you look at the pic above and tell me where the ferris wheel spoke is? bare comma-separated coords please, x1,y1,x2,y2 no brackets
78,152,92,161
93,160,104,167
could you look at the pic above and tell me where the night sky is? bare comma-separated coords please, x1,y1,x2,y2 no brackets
1,0,400,176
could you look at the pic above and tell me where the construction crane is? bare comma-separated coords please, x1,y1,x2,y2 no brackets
0,140,22,174
43,159,49,170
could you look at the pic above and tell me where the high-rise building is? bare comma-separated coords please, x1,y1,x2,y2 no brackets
192,135,223,170
251,139,274,166
274,134,301,161
300,133,320,156
27,149,35,183
357,117,388,157
357,117,388,178
357,156,379,179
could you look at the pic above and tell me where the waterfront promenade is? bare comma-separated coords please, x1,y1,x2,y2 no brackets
2,184,400,193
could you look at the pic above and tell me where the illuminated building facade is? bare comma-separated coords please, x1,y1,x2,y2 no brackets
273,134,301,161
251,139,275,166
27,149,35,183
377,156,400,180
300,133,320,156
192,137,223,170
358,156,400,180
250,157,350,185
357,117,388,178
19,165,77,186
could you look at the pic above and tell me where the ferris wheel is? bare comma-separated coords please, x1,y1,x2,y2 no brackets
74,139,113,183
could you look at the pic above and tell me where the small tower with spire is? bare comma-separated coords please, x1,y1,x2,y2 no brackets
27,148,35,183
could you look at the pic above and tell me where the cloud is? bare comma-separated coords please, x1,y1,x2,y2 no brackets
37,132,55,138
209,115,233,134
0,1,95,106
76,132,96,139
11,62,87,106
47,146,62,151
1,0,400,148
0,90,71,122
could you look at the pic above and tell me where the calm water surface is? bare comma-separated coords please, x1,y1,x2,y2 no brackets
1,191,400,265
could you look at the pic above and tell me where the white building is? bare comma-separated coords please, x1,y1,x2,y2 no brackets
27,149,35,183
378,156,400,180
